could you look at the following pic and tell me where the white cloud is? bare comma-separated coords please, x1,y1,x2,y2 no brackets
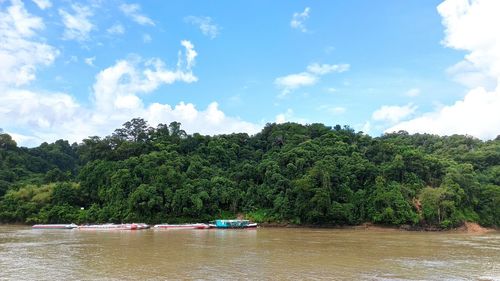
3,0,43,37
439,0,499,90
290,7,310,32
0,89,80,129
275,109,294,124
120,3,154,26
1,39,261,146
146,102,260,136
3,96,261,146
0,2,256,146
275,114,286,124
405,88,421,97
275,72,317,97
388,0,500,139
446,60,497,89
32,0,52,10
372,103,417,123
275,62,349,97
307,63,350,75
142,33,151,43
92,42,198,113
107,23,125,35
59,4,94,41
387,87,500,139
5,132,41,148
84,56,95,66
184,16,220,39
180,40,197,70
66,55,78,64
274,108,308,124
438,0,500,82
0,0,58,87
361,121,371,134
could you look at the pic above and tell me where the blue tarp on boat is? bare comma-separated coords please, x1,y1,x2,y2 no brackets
214,220,250,228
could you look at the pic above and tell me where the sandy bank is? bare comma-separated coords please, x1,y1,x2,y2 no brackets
454,222,496,234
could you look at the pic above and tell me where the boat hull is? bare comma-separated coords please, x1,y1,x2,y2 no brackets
209,222,258,229
153,224,209,230
32,224,77,229
78,223,147,230
210,220,258,229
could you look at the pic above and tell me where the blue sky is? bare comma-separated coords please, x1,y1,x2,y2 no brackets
1,0,499,146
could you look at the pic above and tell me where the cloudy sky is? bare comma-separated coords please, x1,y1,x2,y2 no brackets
1,0,499,146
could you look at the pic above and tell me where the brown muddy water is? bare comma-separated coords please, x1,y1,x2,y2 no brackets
0,225,499,280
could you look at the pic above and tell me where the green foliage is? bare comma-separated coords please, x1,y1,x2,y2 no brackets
0,119,498,228
419,187,459,226
369,177,418,225
245,209,274,223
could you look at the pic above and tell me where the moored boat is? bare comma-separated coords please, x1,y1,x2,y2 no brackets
153,223,209,230
78,223,148,230
135,223,151,229
32,224,78,229
209,220,258,229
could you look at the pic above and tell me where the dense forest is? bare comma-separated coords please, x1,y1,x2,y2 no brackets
0,120,498,228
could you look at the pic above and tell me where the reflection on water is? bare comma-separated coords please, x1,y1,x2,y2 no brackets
0,225,499,280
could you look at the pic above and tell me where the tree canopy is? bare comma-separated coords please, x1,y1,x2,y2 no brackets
0,119,498,228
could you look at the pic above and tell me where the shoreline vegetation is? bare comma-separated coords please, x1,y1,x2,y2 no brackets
1,221,496,234
0,119,499,230
259,221,497,234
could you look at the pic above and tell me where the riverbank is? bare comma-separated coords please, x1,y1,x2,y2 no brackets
3,220,497,234
454,221,497,234
257,221,498,234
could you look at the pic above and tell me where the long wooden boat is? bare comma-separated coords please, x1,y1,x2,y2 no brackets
209,220,258,229
135,223,151,230
78,223,148,230
153,223,209,230
32,224,78,229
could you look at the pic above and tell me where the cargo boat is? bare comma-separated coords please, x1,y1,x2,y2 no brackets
209,220,257,229
135,223,151,229
153,223,209,230
78,223,149,230
32,224,78,229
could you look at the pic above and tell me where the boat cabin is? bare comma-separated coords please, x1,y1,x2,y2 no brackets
213,219,250,228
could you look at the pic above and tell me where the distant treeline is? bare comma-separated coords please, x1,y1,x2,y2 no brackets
0,119,498,228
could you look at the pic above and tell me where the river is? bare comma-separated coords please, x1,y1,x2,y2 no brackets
0,225,499,280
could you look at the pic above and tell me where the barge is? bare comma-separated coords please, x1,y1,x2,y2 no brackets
78,223,149,230
32,224,78,229
209,220,257,229
153,223,209,230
